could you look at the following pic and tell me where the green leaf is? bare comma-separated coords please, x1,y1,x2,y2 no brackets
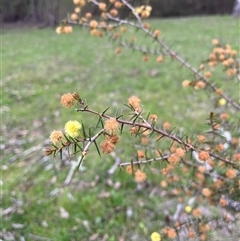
51,143,59,149
96,116,104,128
93,140,101,157
63,133,71,142
72,149,82,155
156,134,164,142
132,115,139,124
76,156,84,171
52,150,57,158
168,127,176,135
81,122,87,138
146,112,150,120
88,127,92,139
74,143,77,154
120,123,124,134
60,149,62,160
123,103,132,110
75,142,83,152
131,159,134,176
102,107,110,115
116,114,123,120
68,135,77,142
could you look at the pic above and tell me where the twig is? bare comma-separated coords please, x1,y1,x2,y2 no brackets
82,129,105,155
119,155,170,167
135,110,152,129
76,128,105,170
76,107,239,169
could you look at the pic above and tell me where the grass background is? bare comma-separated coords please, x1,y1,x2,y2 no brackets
2,16,239,240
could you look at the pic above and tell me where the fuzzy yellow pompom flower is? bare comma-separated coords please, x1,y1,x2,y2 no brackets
218,98,227,106
134,5,152,18
64,120,82,138
134,6,144,14
151,232,161,241
56,26,63,34
185,205,192,213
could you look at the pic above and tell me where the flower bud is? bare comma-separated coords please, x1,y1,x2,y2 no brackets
45,147,53,156
72,92,81,101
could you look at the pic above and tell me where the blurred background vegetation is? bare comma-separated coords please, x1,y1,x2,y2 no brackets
1,0,236,25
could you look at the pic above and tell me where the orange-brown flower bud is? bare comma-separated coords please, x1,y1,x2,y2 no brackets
100,140,115,154
106,134,120,145
198,151,209,161
126,165,134,174
202,188,212,197
163,121,171,130
128,96,141,111
143,22,150,29
115,47,122,54
225,169,237,178
61,93,75,108
70,13,78,20
63,25,73,34
74,7,81,13
153,29,161,38
215,88,223,95
135,170,147,182
114,1,123,8
45,147,53,156
110,8,118,17
72,92,81,101
137,150,145,158
99,2,107,11
89,20,98,28
195,81,206,89
197,135,206,143
156,55,163,63
104,118,119,134
85,12,92,19
212,38,219,45
204,71,212,78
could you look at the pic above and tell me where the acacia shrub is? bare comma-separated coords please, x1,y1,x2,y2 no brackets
46,0,240,240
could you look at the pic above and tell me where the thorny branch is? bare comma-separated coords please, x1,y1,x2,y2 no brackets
73,106,239,169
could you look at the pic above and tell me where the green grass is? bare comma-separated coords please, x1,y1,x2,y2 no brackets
2,16,239,240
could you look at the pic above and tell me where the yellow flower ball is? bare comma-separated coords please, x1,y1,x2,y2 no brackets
65,120,82,138
219,98,227,106
185,205,192,213
56,26,63,34
151,232,161,241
